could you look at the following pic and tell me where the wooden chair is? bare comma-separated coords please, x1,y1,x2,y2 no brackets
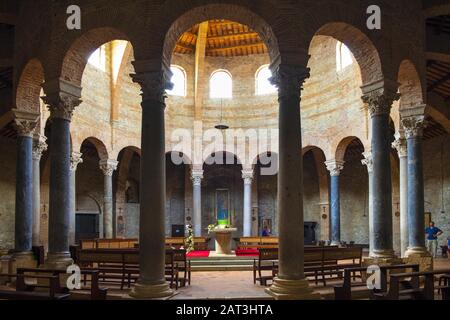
165,250,179,290
253,248,278,286
173,249,191,286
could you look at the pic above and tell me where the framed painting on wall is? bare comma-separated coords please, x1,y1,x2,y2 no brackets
424,212,432,227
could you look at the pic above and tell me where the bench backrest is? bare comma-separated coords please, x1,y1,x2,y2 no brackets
323,247,362,262
258,248,278,261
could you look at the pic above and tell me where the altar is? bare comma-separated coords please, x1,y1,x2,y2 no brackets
209,227,237,255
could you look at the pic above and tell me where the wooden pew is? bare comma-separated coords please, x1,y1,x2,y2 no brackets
334,264,419,300
193,237,211,251
373,269,450,300
0,274,70,300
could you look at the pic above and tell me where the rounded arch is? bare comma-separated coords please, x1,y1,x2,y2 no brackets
167,65,187,97
334,136,366,162
79,137,109,161
15,59,45,114
58,27,131,86
209,69,233,99
252,152,279,176
397,59,425,110
165,151,192,168
161,3,281,68
203,151,242,168
307,21,384,85
255,64,277,95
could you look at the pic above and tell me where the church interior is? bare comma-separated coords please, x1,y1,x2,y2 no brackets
0,0,449,302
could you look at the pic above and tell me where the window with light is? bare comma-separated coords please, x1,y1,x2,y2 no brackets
167,66,186,97
210,70,232,99
88,46,106,71
256,65,277,95
336,41,354,72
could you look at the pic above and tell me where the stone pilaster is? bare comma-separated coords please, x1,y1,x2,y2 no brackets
69,152,83,245
99,159,118,239
12,109,39,268
392,131,408,257
325,160,344,245
242,169,254,237
361,80,399,261
265,64,319,300
191,169,203,237
41,82,82,269
129,67,174,299
32,134,48,247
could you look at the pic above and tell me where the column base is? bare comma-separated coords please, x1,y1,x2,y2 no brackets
129,281,175,300
363,250,402,267
265,278,321,300
404,247,433,271
12,251,37,271
43,252,73,270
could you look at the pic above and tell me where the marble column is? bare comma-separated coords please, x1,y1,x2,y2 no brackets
42,83,82,269
99,159,118,239
325,160,345,245
402,106,430,258
361,81,399,260
265,64,319,300
191,169,203,236
361,152,374,256
129,68,174,299
392,131,408,257
242,169,254,237
12,109,39,264
32,134,47,247
69,152,83,245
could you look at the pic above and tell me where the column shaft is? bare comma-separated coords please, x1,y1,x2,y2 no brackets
243,181,252,237
32,136,47,247
330,175,341,244
191,171,203,236
104,173,113,238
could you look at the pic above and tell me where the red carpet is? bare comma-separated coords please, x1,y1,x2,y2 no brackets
187,250,210,258
235,249,259,256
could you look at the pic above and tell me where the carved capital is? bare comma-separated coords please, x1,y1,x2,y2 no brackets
32,135,48,160
131,69,173,105
99,159,119,176
42,92,82,121
270,64,310,100
70,152,83,172
191,169,203,186
242,170,254,185
361,152,373,173
361,89,400,117
402,115,427,139
325,160,345,177
392,131,407,157
12,109,39,137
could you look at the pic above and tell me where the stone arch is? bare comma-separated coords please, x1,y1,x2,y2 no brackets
203,151,243,168
165,151,192,168
79,137,109,161
161,3,281,68
334,136,366,162
58,27,131,86
15,59,45,114
397,59,425,110
306,18,384,85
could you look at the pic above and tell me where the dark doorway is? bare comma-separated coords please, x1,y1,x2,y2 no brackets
76,214,100,242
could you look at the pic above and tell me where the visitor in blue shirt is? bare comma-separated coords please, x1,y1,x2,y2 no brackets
425,221,443,258
262,226,271,237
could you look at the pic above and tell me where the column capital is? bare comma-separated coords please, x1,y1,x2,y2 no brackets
242,169,254,185
99,159,119,176
131,68,173,105
70,152,83,172
32,134,48,160
392,131,407,157
325,160,345,177
361,79,400,117
41,79,82,121
12,109,39,137
191,169,203,186
269,64,310,100
361,152,373,173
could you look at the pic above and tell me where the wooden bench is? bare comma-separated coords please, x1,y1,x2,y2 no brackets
373,269,450,300
80,239,139,250
0,273,69,300
236,237,278,250
334,264,419,300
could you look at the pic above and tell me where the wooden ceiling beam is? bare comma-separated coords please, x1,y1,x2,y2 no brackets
207,32,260,41
207,42,266,53
428,72,450,91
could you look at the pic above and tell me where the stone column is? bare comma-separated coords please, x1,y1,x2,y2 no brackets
191,169,203,236
402,106,430,259
325,160,345,245
32,134,47,247
361,152,374,255
42,81,82,269
129,68,174,299
99,159,118,239
265,64,319,300
12,109,39,266
242,169,254,237
69,152,83,245
392,131,408,257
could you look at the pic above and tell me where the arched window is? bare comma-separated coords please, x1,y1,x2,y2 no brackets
336,41,354,72
256,65,277,95
210,70,232,99
167,65,186,97
88,46,106,71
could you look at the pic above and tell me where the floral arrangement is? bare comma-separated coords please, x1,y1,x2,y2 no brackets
184,224,195,253
207,224,217,234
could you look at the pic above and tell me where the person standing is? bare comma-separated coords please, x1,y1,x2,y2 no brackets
425,221,443,258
